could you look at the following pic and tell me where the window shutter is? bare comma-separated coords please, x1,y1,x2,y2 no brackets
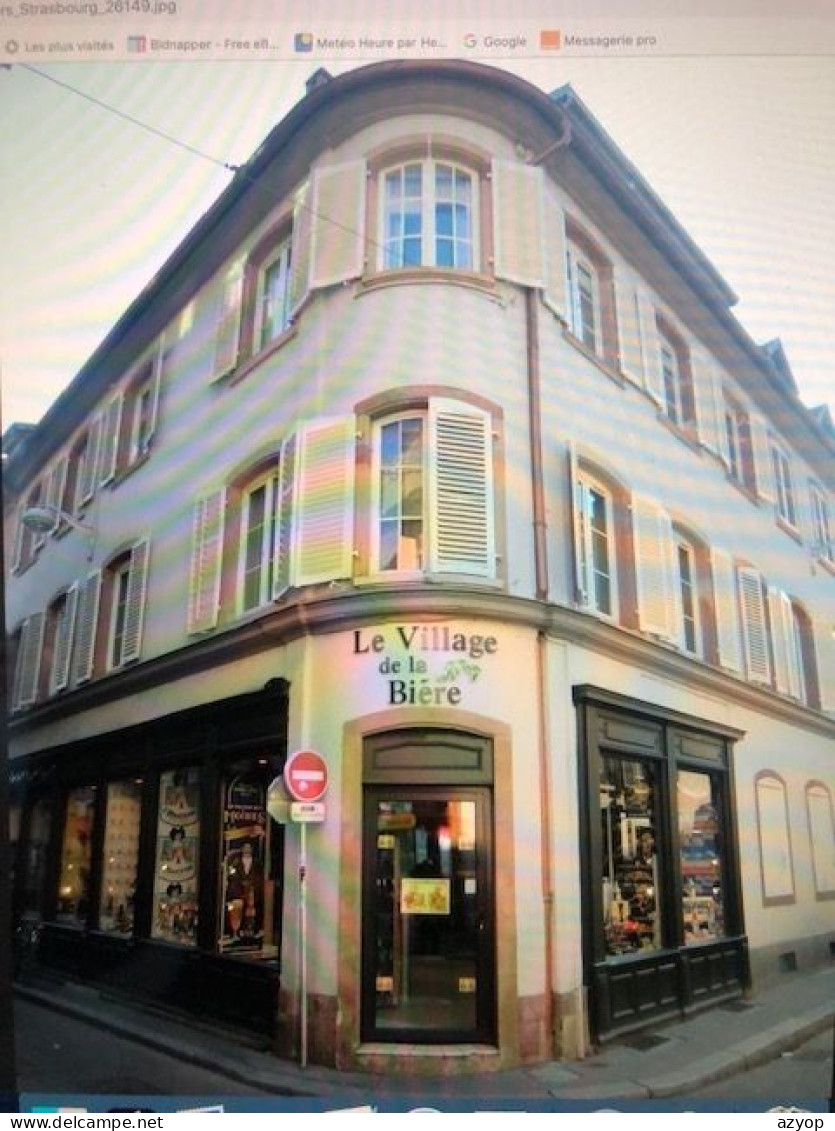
542,188,568,318
99,393,124,486
187,489,226,634
272,434,297,599
47,456,69,532
568,441,587,606
492,161,546,289
121,539,150,664
145,338,163,447
73,571,101,685
738,566,771,683
289,179,313,315
428,398,495,576
10,504,24,574
309,161,366,289
632,495,676,639
78,415,103,506
211,263,244,381
292,418,355,586
50,584,79,694
638,297,664,405
710,548,743,672
750,414,776,503
13,613,45,709
613,270,644,386
691,351,724,458
768,587,791,695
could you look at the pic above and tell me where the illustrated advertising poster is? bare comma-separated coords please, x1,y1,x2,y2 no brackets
152,767,200,946
220,774,268,953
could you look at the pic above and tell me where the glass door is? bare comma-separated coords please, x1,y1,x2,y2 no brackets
361,787,495,1043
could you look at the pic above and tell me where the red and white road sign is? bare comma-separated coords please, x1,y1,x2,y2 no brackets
284,749,329,803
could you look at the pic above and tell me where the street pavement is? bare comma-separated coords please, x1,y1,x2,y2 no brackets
13,964,835,1110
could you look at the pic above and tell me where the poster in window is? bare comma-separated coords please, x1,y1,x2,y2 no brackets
220,773,268,953
152,767,200,946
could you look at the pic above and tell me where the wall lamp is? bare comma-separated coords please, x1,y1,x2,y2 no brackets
21,504,96,560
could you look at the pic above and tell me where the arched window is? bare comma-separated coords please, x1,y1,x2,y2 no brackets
805,782,835,899
379,160,478,272
754,772,795,905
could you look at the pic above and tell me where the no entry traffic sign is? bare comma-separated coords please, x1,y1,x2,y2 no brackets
284,749,329,803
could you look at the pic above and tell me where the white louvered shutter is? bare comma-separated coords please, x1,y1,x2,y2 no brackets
750,415,776,503
428,399,495,577
10,504,24,573
289,180,313,315
121,539,150,664
77,415,103,507
272,434,297,599
613,271,644,387
99,394,124,486
768,587,791,695
711,548,743,672
632,496,676,639
309,161,366,289
738,566,771,683
50,584,79,694
638,296,664,404
73,571,102,685
492,161,546,289
211,264,244,381
292,418,355,586
14,613,45,709
187,489,226,634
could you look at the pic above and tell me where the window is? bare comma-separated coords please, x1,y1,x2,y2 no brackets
574,474,615,617
660,336,684,426
99,780,142,935
239,469,279,612
108,557,132,669
678,770,725,944
805,783,835,899
723,396,757,493
675,537,700,656
11,613,45,711
810,483,833,564
566,243,600,353
57,785,96,926
654,319,696,432
754,772,795,904
256,237,293,349
12,480,45,573
770,440,797,527
20,799,52,919
152,767,200,946
380,161,476,271
369,399,496,578
46,586,78,696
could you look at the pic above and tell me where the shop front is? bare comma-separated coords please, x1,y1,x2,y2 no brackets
575,686,749,1041
11,684,290,1036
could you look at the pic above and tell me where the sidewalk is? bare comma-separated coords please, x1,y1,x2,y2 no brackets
15,965,835,1102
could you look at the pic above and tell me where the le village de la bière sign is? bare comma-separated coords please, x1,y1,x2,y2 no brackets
353,624,500,707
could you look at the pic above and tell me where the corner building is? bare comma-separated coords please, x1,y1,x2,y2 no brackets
6,61,835,1073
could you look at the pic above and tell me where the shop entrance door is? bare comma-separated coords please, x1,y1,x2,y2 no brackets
361,787,495,1043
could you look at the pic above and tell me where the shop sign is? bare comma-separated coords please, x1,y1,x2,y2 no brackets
400,877,451,915
352,623,500,708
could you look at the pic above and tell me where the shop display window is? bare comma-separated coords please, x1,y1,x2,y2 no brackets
99,779,142,935
152,767,200,946
219,759,280,961
21,798,51,919
56,786,96,925
678,770,725,944
600,757,662,957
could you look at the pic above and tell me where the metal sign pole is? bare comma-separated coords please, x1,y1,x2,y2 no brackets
299,821,308,1068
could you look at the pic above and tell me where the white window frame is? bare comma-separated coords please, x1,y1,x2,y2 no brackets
107,557,132,671
566,243,601,354
659,335,684,427
370,412,427,576
237,469,279,613
255,236,293,351
378,160,478,272
770,440,797,528
129,376,154,464
674,536,700,656
575,473,617,619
